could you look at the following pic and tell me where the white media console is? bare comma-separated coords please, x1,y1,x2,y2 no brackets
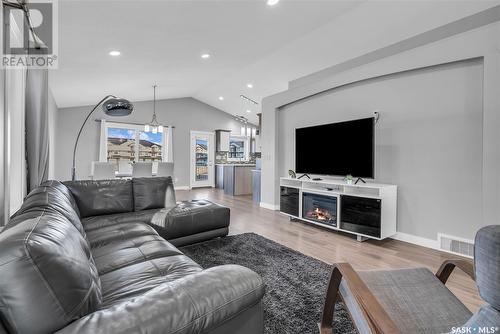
279,177,397,241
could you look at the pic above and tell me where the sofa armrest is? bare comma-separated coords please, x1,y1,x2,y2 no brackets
435,259,475,284
320,263,400,334
56,265,265,334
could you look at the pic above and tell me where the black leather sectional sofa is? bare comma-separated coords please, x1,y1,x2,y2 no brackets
0,178,265,334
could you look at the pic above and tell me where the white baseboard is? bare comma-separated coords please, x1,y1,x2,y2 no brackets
174,186,190,191
260,202,280,211
392,232,475,258
391,232,439,250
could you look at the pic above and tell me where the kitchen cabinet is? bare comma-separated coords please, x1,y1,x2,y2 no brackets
221,165,255,196
215,165,224,189
216,130,230,152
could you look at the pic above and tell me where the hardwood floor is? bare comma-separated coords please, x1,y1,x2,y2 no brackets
177,187,483,312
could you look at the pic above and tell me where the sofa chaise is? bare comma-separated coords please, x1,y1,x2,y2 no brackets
0,177,265,334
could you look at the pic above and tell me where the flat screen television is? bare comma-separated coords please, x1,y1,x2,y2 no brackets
295,117,375,178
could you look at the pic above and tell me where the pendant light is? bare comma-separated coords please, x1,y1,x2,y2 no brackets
145,84,163,134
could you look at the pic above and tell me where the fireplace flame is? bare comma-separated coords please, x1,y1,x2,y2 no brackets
308,207,332,221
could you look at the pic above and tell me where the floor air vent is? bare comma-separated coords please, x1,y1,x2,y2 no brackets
438,233,474,258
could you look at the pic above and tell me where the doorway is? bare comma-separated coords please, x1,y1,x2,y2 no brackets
190,131,215,188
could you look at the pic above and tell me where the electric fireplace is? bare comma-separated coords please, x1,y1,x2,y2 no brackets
302,192,337,227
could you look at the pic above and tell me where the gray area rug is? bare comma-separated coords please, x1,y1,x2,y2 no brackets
180,233,357,334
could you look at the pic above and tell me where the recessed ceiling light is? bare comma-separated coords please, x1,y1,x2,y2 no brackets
218,96,224,101
247,83,253,88
109,50,121,56
246,110,252,113
267,0,280,6
201,53,211,59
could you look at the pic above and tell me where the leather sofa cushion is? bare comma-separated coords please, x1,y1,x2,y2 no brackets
86,222,158,249
92,235,183,275
10,180,84,236
150,200,230,240
0,211,102,334
64,179,134,218
40,180,82,217
133,177,176,211
56,265,265,334
100,255,202,308
82,209,160,231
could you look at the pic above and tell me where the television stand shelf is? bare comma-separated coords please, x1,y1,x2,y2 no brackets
279,177,397,241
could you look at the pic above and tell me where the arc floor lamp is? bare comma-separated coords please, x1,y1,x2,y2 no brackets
71,95,134,181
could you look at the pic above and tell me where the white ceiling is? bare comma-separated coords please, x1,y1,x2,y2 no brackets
50,0,499,123
50,0,362,121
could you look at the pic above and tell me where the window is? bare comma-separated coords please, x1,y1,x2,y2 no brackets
138,130,163,163
228,136,249,161
195,138,209,181
106,127,136,171
101,121,169,174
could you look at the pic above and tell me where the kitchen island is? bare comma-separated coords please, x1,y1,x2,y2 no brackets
215,164,255,196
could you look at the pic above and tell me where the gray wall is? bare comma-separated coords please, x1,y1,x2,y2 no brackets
278,59,483,240
55,97,243,186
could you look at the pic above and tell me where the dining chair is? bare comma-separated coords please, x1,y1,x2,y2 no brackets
132,162,153,178
91,162,115,180
118,160,132,175
157,162,174,177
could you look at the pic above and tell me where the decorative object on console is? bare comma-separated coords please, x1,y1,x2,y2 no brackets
288,170,296,179
71,95,134,180
345,174,353,185
145,84,163,134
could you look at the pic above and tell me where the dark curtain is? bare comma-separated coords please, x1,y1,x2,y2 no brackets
25,69,49,191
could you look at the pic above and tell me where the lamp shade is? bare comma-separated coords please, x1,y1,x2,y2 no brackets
102,98,134,116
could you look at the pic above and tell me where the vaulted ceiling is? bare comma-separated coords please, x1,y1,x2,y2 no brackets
50,0,499,123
